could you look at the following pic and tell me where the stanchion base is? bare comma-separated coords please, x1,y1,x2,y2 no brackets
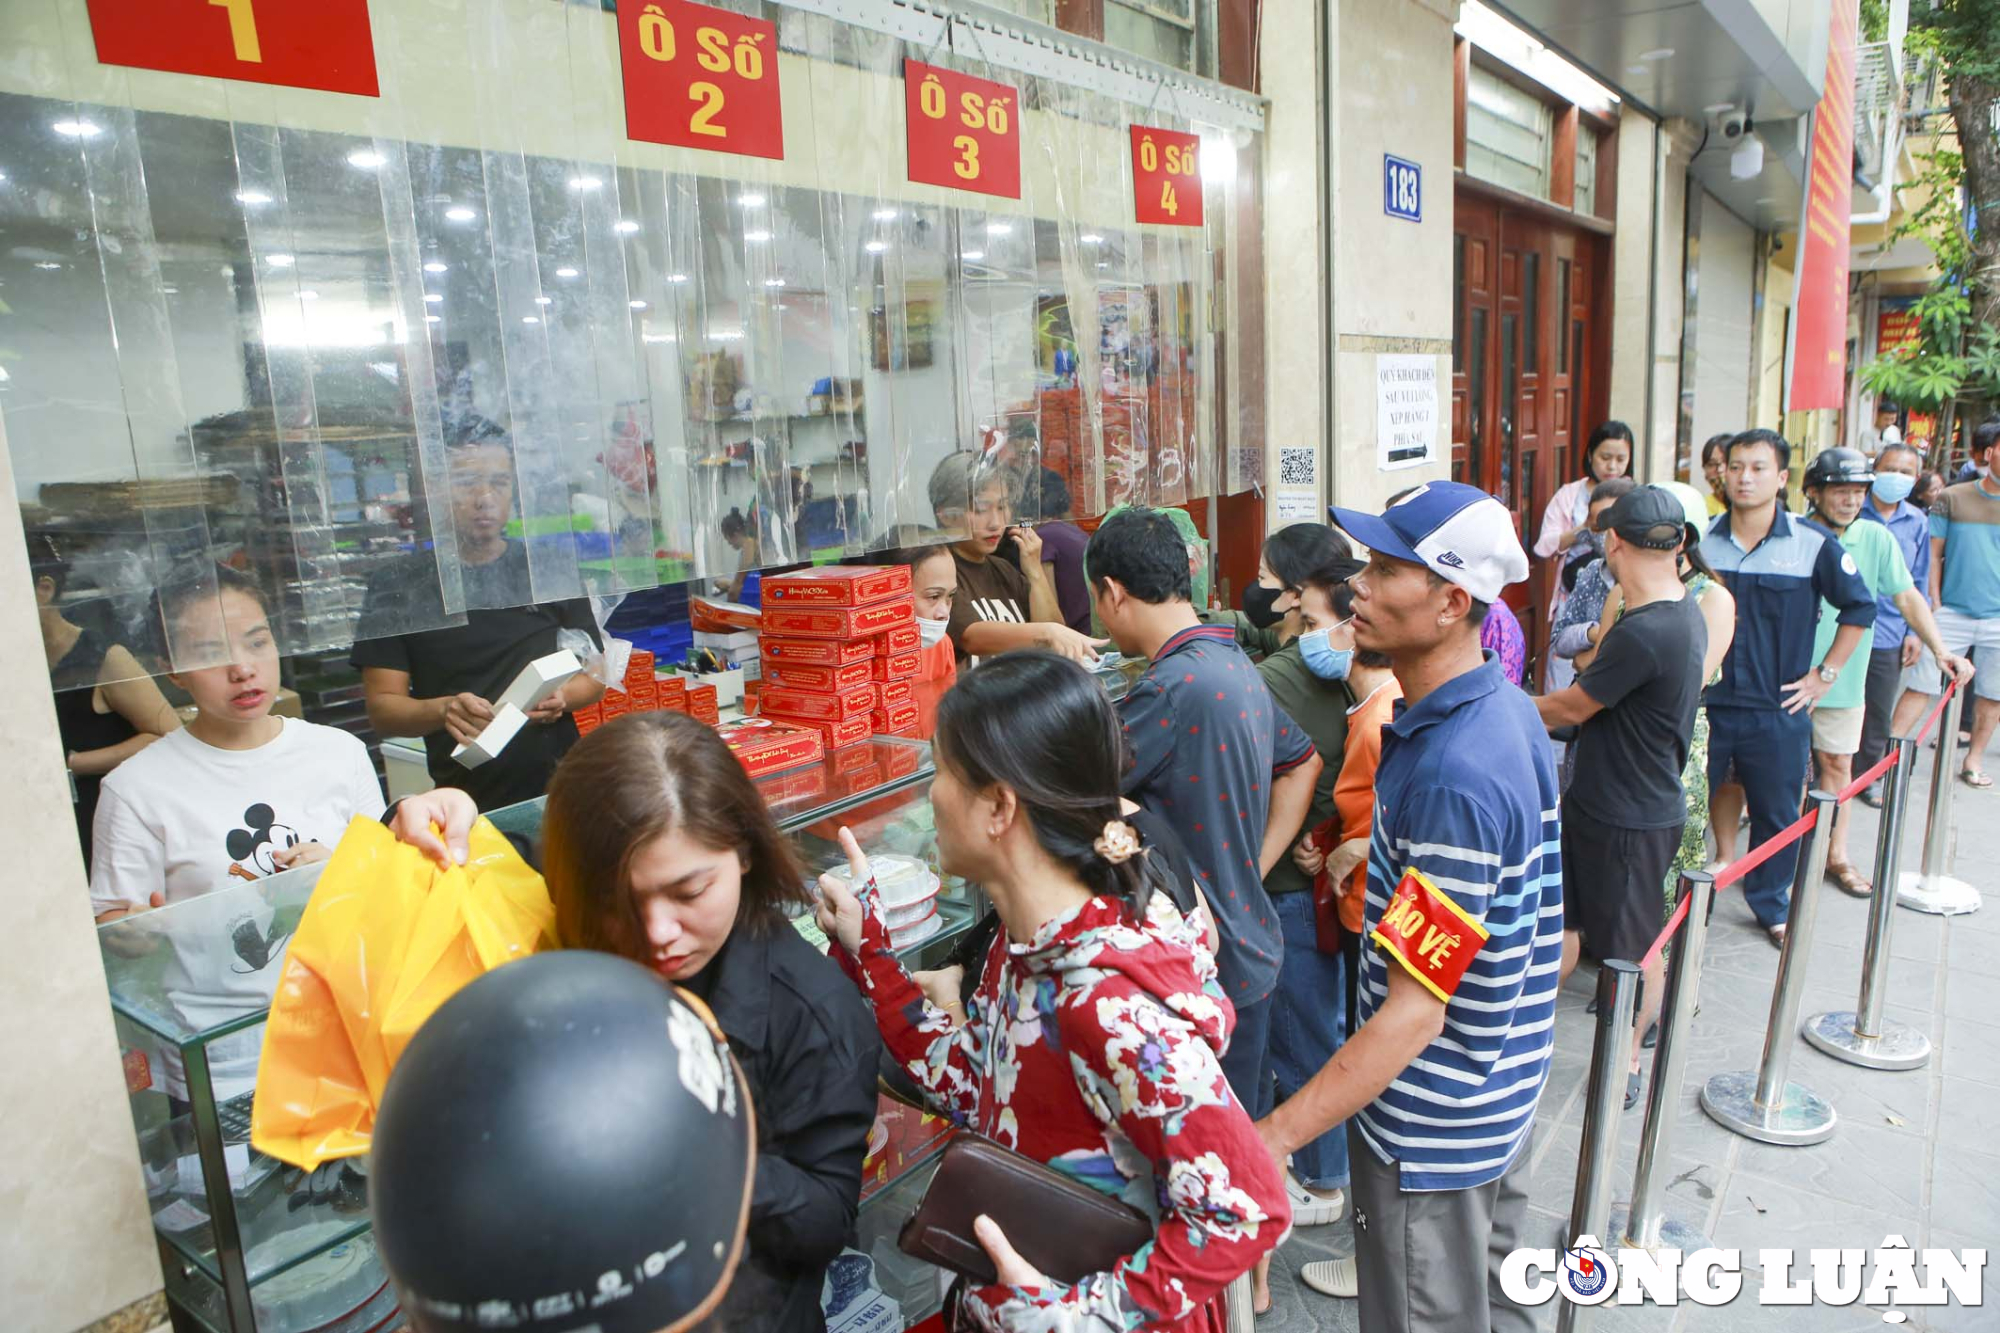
1801,1011,1931,1070
1699,1070,1837,1145
1609,1204,1713,1256
1897,872,1982,916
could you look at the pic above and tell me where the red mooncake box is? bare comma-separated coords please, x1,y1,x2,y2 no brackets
762,564,912,607
761,598,914,640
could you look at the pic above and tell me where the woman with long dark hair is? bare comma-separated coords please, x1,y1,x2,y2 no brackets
390,712,878,1332
1535,420,1635,626
817,651,1287,1331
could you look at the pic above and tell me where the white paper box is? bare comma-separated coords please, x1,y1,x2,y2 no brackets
694,628,761,651
666,666,746,706
451,703,528,769
495,649,582,715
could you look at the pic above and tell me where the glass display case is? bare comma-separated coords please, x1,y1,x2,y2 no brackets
100,735,974,1332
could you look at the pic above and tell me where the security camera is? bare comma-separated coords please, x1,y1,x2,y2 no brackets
1711,106,1752,144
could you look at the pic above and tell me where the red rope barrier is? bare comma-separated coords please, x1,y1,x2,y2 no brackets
1911,677,1961,746
1625,677,1962,971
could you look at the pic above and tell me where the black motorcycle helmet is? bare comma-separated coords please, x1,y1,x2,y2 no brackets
371,951,754,1333
1803,446,1875,490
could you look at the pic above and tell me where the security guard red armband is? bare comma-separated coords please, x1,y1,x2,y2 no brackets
1370,868,1490,1001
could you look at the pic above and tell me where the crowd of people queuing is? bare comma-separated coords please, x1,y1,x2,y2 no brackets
39,405,1999,1332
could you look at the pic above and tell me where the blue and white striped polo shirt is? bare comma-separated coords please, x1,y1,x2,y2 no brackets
1354,653,1564,1192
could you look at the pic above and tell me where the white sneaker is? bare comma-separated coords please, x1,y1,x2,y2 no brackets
1300,1256,1359,1298
1284,1171,1345,1226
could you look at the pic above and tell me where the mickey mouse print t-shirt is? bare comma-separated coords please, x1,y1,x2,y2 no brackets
91,718,385,1096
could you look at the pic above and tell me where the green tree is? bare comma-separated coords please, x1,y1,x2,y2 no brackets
1858,0,2000,455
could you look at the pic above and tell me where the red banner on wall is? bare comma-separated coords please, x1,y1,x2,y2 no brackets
904,60,1021,200
85,0,378,97
1130,125,1203,226
617,0,784,160
1786,0,1859,411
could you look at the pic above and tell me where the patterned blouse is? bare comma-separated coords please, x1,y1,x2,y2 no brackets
835,890,1287,1331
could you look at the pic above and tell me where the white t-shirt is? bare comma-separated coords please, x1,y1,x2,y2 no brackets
92,718,385,1098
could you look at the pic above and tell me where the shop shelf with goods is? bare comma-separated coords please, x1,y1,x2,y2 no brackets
99,734,975,1332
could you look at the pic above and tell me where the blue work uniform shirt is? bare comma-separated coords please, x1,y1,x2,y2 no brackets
1354,653,1564,1191
1698,509,1875,712
1119,624,1317,1007
1857,498,1930,649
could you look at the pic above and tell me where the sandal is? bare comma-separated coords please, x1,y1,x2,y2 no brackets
1826,862,1873,897
1959,769,1994,790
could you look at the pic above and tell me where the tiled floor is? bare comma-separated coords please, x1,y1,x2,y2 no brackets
1260,733,1998,1331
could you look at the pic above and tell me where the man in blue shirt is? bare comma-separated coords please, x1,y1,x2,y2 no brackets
1699,430,1876,944
1857,442,1933,804
1263,482,1560,1333
1088,508,1323,1125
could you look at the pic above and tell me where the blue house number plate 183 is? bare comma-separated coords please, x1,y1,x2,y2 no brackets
1384,155,1421,222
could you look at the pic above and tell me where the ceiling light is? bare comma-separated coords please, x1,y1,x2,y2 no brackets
744,230,772,243
668,273,689,284
615,219,640,234
985,221,1012,236
739,192,767,207
235,190,272,206
1639,47,1674,61
425,314,442,323
1626,64,1649,75
0,171,9,183
1097,262,1109,269
445,206,477,223
763,277,785,287
630,299,649,309
1081,233,1103,244
346,149,387,169
34,261,61,270
523,315,541,324
423,261,448,274
865,240,889,254
298,290,319,300
568,175,603,192
52,119,102,139
555,266,579,278
268,254,295,267
873,207,898,222
161,286,178,295
535,295,553,305
424,293,444,304
962,250,984,262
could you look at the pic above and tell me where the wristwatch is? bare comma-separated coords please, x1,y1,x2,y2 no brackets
1816,663,1839,684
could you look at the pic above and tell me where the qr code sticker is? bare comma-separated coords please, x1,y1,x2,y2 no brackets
1279,447,1316,488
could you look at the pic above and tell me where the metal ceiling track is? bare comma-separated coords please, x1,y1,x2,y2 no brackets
776,0,1271,134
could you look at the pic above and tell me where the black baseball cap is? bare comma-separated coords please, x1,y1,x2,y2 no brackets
1593,485,1686,550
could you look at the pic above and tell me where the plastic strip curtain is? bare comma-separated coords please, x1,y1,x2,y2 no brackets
216,73,475,649
11,2,224,680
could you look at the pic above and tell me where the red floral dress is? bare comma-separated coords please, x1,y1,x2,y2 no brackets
836,892,1288,1331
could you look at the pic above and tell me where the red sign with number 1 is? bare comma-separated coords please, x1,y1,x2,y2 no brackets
905,61,1020,200
1130,125,1202,227
85,0,378,97
618,0,784,160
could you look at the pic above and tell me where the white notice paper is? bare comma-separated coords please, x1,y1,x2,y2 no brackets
1376,354,1439,472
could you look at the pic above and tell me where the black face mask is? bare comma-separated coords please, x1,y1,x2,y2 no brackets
1241,582,1289,629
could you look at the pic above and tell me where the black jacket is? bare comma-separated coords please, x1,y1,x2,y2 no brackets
683,916,881,1332
410,810,880,1332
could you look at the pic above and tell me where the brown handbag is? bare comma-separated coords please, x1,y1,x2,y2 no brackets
898,1133,1155,1287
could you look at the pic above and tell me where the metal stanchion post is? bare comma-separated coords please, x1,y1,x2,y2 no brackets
1805,738,1932,1069
1616,872,1716,1254
1701,791,1839,1145
1564,961,1641,1236
1898,686,1983,916
1557,961,1640,1333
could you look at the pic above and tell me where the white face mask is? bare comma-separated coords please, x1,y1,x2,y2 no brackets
917,615,950,648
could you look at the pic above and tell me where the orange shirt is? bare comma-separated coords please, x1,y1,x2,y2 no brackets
1331,677,1402,933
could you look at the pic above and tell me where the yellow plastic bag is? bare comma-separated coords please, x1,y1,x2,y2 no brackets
251,816,557,1168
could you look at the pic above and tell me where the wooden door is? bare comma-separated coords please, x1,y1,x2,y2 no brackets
1451,199,1499,492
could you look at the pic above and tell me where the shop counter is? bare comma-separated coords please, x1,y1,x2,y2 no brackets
99,736,976,1332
